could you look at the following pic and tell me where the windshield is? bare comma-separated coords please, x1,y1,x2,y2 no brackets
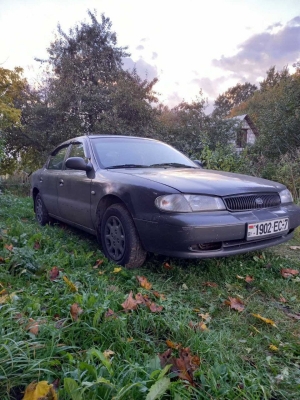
91,137,197,169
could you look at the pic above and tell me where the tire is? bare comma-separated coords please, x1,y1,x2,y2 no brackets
101,203,146,269
35,194,50,226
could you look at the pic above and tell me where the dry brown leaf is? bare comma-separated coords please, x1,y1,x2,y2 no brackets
105,309,118,319
4,243,13,251
152,291,166,301
26,318,40,336
159,347,200,386
33,241,41,250
224,297,245,312
189,321,209,331
93,259,104,268
136,275,152,290
166,339,182,349
146,300,164,313
245,275,254,283
22,380,57,400
281,268,299,278
279,295,287,303
135,292,146,304
286,312,300,320
0,257,5,263
289,246,300,250
163,262,173,270
70,303,83,321
198,312,211,322
203,281,218,288
251,313,277,327
49,266,60,281
0,291,17,304
121,290,139,311
103,349,115,359
0,288,7,295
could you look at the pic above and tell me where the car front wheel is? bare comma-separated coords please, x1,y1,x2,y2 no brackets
101,203,146,268
35,194,50,226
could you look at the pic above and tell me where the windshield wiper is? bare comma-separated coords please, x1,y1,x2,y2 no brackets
149,163,196,168
106,164,149,169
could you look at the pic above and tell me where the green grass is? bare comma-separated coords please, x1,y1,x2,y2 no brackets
1,194,300,399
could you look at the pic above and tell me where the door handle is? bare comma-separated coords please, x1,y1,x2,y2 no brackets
59,179,64,186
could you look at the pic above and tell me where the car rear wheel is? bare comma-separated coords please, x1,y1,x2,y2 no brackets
35,194,50,226
101,203,146,268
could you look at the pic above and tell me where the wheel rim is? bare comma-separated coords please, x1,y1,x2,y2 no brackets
36,198,43,223
104,215,126,261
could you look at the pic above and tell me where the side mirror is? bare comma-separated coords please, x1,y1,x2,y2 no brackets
65,157,93,172
192,160,204,168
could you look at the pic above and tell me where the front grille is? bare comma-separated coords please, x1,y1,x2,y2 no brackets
223,193,280,212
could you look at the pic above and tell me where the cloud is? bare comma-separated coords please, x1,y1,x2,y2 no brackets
136,45,144,51
152,52,158,60
166,92,184,108
212,16,300,81
122,57,158,81
190,76,229,98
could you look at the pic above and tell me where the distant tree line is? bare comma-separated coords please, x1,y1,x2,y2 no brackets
1,11,299,198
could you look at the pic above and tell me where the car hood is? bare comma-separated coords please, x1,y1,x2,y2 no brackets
112,168,285,196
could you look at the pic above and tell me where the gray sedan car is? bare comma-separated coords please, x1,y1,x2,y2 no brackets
31,135,300,268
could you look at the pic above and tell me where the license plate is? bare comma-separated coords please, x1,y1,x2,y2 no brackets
247,218,289,239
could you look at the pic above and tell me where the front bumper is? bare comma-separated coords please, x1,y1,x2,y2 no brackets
134,204,300,258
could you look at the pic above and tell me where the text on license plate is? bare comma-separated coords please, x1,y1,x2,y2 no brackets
247,218,289,239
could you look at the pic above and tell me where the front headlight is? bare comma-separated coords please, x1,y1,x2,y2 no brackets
155,194,226,212
280,189,293,204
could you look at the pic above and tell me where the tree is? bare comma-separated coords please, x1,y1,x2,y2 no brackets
0,67,25,130
213,82,257,118
231,66,300,159
39,10,158,135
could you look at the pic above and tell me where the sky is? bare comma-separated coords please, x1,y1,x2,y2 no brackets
0,0,299,110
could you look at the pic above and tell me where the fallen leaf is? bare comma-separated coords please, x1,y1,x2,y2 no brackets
159,347,200,386
4,243,13,251
251,313,277,327
135,292,146,304
98,270,105,275
203,281,218,288
103,349,115,359
146,300,164,313
49,266,60,281
245,275,254,283
224,297,245,312
113,267,122,273
182,283,188,290
0,257,5,263
152,291,166,300
136,275,152,290
121,291,139,311
70,303,83,321
163,262,173,270
23,380,57,400
279,295,287,303
289,246,300,250
189,321,209,331
236,275,244,280
269,344,279,351
105,309,118,319
198,312,211,322
33,241,41,250
127,337,133,342
281,268,299,278
93,259,104,268
285,312,300,320
0,288,7,295
166,339,182,349
63,276,78,292
26,318,40,336
0,291,17,304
